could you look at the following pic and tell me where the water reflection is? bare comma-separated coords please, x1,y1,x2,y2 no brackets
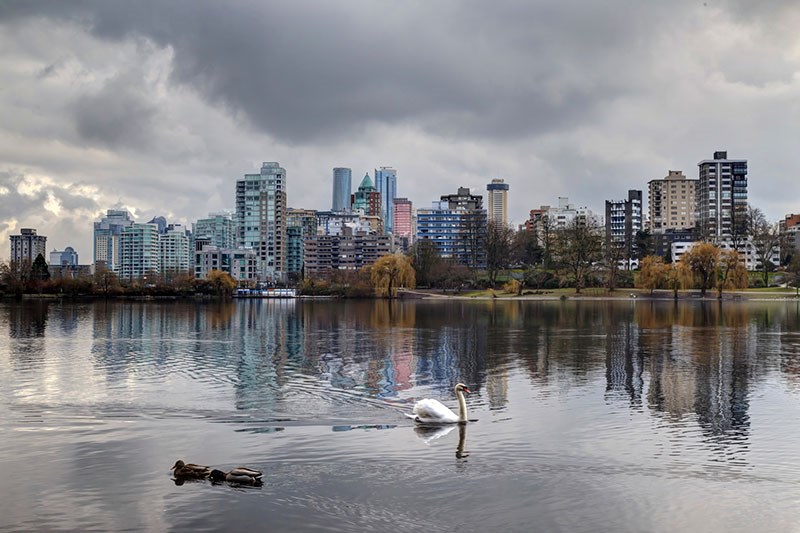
3,299,800,531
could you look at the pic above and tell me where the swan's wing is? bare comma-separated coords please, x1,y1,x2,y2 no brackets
412,399,458,423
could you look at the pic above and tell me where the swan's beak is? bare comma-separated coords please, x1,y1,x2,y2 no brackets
463,387,471,394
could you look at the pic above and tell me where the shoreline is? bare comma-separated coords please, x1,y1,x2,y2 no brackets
398,288,800,302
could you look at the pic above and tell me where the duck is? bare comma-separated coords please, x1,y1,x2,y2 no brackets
170,460,211,479
406,383,470,424
209,466,263,486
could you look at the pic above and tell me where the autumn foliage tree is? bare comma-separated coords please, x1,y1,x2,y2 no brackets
636,255,667,295
683,242,720,296
715,249,749,299
206,270,237,297
665,261,693,299
370,254,416,298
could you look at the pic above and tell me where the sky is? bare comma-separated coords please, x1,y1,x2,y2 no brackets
1,0,800,261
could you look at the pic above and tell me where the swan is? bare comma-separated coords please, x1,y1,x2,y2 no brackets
209,466,263,486
170,460,211,480
406,383,470,424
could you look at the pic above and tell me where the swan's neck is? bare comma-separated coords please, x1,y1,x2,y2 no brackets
456,390,468,422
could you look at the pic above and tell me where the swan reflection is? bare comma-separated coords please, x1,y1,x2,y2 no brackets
413,423,469,459
456,423,469,459
414,424,456,444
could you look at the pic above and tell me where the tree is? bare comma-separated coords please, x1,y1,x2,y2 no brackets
93,266,120,295
461,213,487,275
665,260,693,299
207,270,236,297
520,266,553,294
0,260,29,296
716,249,749,299
636,255,667,295
683,242,720,296
603,238,627,292
408,240,441,288
485,221,514,287
371,254,416,298
553,217,603,294
538,213,557,268
635,229,653,261
747,206,781,287
31,254,50,282
510,228,543,268
786,254,800,297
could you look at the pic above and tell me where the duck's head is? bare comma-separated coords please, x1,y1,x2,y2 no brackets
171,460,186,471
209,469,226,482
454,383,471,394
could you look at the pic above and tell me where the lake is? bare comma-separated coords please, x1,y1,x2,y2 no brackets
2,298,800,532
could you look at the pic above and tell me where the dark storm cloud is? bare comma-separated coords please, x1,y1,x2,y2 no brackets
72,71,158,150
0,0,685,143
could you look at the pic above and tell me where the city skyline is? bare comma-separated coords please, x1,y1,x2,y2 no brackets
2,2,800,260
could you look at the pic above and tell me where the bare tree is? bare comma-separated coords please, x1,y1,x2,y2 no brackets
554,217,603,294
485,221,514,287
747,206,781,287
603,238,627,291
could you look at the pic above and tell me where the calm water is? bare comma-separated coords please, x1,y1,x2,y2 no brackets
2,298,800,532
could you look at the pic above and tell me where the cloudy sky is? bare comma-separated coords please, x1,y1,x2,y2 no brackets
1,0,800,261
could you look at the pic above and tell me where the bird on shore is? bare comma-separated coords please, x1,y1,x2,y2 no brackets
209,466,263,486
406,383,471,424
170,460,211,480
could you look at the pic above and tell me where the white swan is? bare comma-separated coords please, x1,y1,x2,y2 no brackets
406,383,470,424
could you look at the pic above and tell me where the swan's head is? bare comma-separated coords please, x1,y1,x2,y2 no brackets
454,383,471,394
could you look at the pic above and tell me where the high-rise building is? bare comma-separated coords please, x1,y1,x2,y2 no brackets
147,216,168,234
195,246,258,282
160,224,192,277
236,162,287,281
441,187,483,210
351,173,382,217
286,208,318,278
648,170,697,234
193,212,235,249
605,190,643,268
332,168,352,212
525,197,601,230
50,246,79,267
304,225,392,275
374,166,397,233
94,209,135,272
10,228,47,264
393,198,414,251
697,151,748,241
48,246,91,280
120,223,160,282
486,179,509,225
416,187,487,268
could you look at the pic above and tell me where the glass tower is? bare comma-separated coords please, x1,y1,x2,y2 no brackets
332,168,352,212
374,166,397,234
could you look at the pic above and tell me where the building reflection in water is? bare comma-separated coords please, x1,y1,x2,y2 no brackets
5,300,51,371
9,298,800,459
